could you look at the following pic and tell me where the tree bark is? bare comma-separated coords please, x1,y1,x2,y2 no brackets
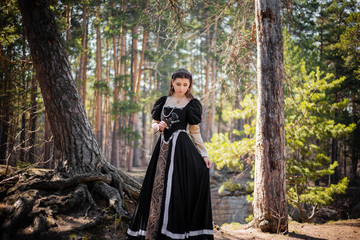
111,27,120,168
331,138,339,183
133,29,148,168
350,115,359,183
0,45,12,164
95,6,103,147
80,2,88,104
19,76,27,163
202,13,211,142
43,112,52,168
28,75,37,164
128,25,139,172
65,4,72,60
119,29,127,168
209,16,218,139
141,104,147,166
253,0,288,233
104,39,111,162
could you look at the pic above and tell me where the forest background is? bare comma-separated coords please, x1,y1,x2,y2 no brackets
1,0,359,226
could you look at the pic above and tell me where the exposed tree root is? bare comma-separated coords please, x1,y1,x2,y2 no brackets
0,165,139,240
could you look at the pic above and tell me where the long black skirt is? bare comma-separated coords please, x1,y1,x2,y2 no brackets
127,130,213,239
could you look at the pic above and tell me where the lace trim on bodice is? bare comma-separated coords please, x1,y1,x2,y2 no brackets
163,96,191,109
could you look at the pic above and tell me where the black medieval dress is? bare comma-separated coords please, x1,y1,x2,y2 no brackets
127,96,214,240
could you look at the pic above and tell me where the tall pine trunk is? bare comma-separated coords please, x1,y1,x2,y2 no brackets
133,29,148,168
253,0,288,233
202,14,211,142
95,6,103,147
0,45,12,164
111,28,120,168
28,75,37,164
80,2,88,104
65,4,72,59
119,29,127,168
128,25,139,172
209,17,218,139
104,39,111,162
19,75,27,163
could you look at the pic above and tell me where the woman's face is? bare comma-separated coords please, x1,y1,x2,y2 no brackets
172,78,190,97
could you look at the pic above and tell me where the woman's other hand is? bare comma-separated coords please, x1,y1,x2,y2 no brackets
158,121,167,132
203,156,212,168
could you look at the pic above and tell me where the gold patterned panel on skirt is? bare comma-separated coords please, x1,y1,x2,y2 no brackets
146,141,169,240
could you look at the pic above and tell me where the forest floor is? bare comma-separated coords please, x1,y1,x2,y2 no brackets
214,219,360,240
1,165,359,240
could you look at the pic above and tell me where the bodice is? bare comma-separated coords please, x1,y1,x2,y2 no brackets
151,96,203,141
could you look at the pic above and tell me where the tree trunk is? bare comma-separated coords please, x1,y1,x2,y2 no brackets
141,104,147,166
65,4,72,59
19,76,27,163
0,46,11,164
350,115,359,183
202,14,211,142
43,112,52,168
135,30,147,102
17,0,140,190
13,9,141,238
253,0,288,233
80,2,88,104
104,39,111,162
95,6,103,147
209,16,218,139
133,29,148,168
28,75,38,164
235,94,244,141
331,138,339,183
128,25,139,172
119,29,127,168
111,28,120,168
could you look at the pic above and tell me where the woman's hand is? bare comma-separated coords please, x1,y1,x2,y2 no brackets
152,120,167,133
203,156,212,168
158,121,167,132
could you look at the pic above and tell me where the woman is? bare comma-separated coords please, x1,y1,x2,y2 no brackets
127,68,214,240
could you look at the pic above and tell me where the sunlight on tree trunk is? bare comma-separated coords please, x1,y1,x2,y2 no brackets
253,0,288,233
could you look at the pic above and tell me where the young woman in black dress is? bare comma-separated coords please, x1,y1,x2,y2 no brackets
127,68,214,240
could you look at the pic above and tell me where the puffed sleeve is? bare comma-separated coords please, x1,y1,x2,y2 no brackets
151,96,167,121
187,98,203,124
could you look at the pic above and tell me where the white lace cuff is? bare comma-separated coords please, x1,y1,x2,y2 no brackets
189,124,209,158
152,119,160,132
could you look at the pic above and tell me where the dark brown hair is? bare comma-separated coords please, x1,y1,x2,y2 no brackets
168,68,194,99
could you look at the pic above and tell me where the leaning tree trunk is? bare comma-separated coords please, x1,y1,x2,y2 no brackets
17,0,140,209
19,0,106,176
8,2,142,238
253,0,288,233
